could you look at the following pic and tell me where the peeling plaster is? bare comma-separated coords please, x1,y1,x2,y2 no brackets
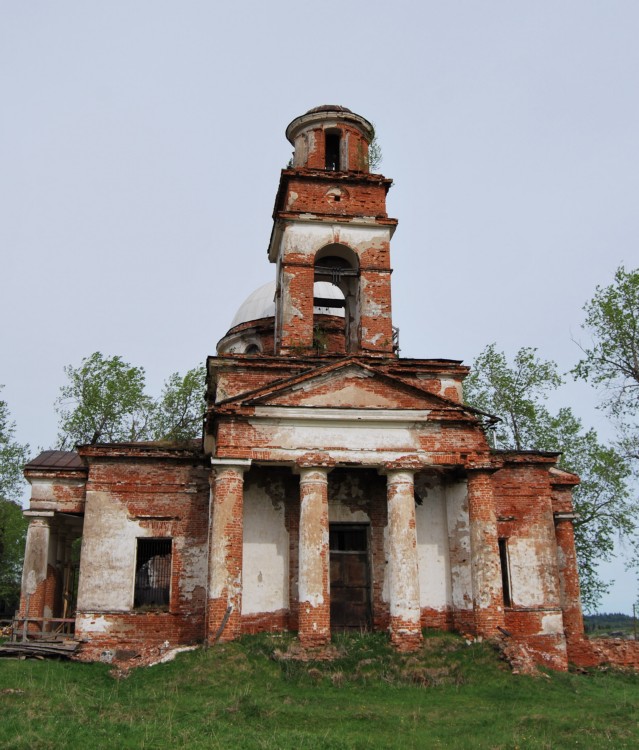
439,378,463,401
242,482,289,614
298,469,328,608
541,612,564,635
509,536,560,608
415,480,452,609
386,471,421,622
77,492,147,611
76,614,112,634
446,481,473,610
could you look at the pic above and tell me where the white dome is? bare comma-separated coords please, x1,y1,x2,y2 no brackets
230,281,345,328
313,281,345,317
230,282,276,328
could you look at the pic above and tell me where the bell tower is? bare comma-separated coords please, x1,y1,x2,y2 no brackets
267,105,398,357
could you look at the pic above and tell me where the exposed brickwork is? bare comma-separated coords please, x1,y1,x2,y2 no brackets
28,473,86,514
467,470,505,637
568,637,639,668
71,449,209,651
551,473,585,652
241,609,288,634
420,607,455,631
297,468,330,647
207,463,247,643
281,174,390,218
76,611,204,660
21,106,624,672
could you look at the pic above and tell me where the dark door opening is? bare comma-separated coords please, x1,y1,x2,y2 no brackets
329,523,372,631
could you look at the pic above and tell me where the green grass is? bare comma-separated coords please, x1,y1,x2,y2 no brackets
1,631,638,749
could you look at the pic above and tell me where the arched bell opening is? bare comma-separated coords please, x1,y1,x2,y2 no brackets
314,244,360,353
312,281,346,354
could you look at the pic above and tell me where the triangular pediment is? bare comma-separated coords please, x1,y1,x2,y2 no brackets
239,361,464,412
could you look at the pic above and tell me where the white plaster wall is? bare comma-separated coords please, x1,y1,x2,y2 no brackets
328,474,371,523
509,534,561,608
445,480,473,611
541,612,564,635
282,222,392,260
28,477,85,511
249,415,425,456
241,483,289,615
76,491,145,611
178,532,208,603
415,481,452,609
328,502,370,524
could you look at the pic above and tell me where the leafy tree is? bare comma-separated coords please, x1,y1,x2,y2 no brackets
150,366,206,442
463,344,562,450
0,386,30,502
368,127,383,172
465,344,634,611
55,353,205,448
0,388,29,613
573,265,639,462
0,498,28,614
56,352,153,448
543,408,635,611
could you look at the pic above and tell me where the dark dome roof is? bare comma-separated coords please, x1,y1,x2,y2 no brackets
305,105,353,114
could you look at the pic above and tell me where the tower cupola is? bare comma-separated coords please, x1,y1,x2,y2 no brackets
268,106,398,358
286,105,375,172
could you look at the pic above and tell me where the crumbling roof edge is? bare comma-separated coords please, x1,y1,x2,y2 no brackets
77,439,204,461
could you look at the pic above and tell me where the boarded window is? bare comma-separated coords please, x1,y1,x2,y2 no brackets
498,538,512,607
134,539,172,608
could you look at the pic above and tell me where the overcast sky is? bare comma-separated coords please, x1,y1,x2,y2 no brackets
1,2,638,611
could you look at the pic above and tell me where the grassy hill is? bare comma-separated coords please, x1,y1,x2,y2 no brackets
1,631,638,749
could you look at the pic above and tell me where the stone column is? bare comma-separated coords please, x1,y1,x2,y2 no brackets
554,514,585,642
20,514,53,629
298,467,331,647
386,470,422,651
206,458,251,644
466,469,505,637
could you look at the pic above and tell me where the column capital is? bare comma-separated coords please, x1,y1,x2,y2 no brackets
297,467,330,487
554,512,578,523
210,458,252,473
381,455,423,474
296,451,336,469
24,512,54,523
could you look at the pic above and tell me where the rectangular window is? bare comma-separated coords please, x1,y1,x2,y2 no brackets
134,538,172,608
325,133,341,170
498,538,512,607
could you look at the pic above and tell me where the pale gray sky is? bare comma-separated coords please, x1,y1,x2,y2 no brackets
1,2,638,611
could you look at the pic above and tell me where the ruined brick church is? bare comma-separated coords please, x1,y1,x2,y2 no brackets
20,105,606,670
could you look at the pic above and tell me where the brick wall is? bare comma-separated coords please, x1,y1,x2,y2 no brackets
74,451,209,653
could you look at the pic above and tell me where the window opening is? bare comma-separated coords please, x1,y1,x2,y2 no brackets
245,344,260,355
325,133,341,171
330,525,368,552
314,246,359,353
135,538,172,608
498,538,512,607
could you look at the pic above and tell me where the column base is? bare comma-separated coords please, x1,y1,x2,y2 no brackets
298,603,330,648
390,617,423,652
206,599,241,644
